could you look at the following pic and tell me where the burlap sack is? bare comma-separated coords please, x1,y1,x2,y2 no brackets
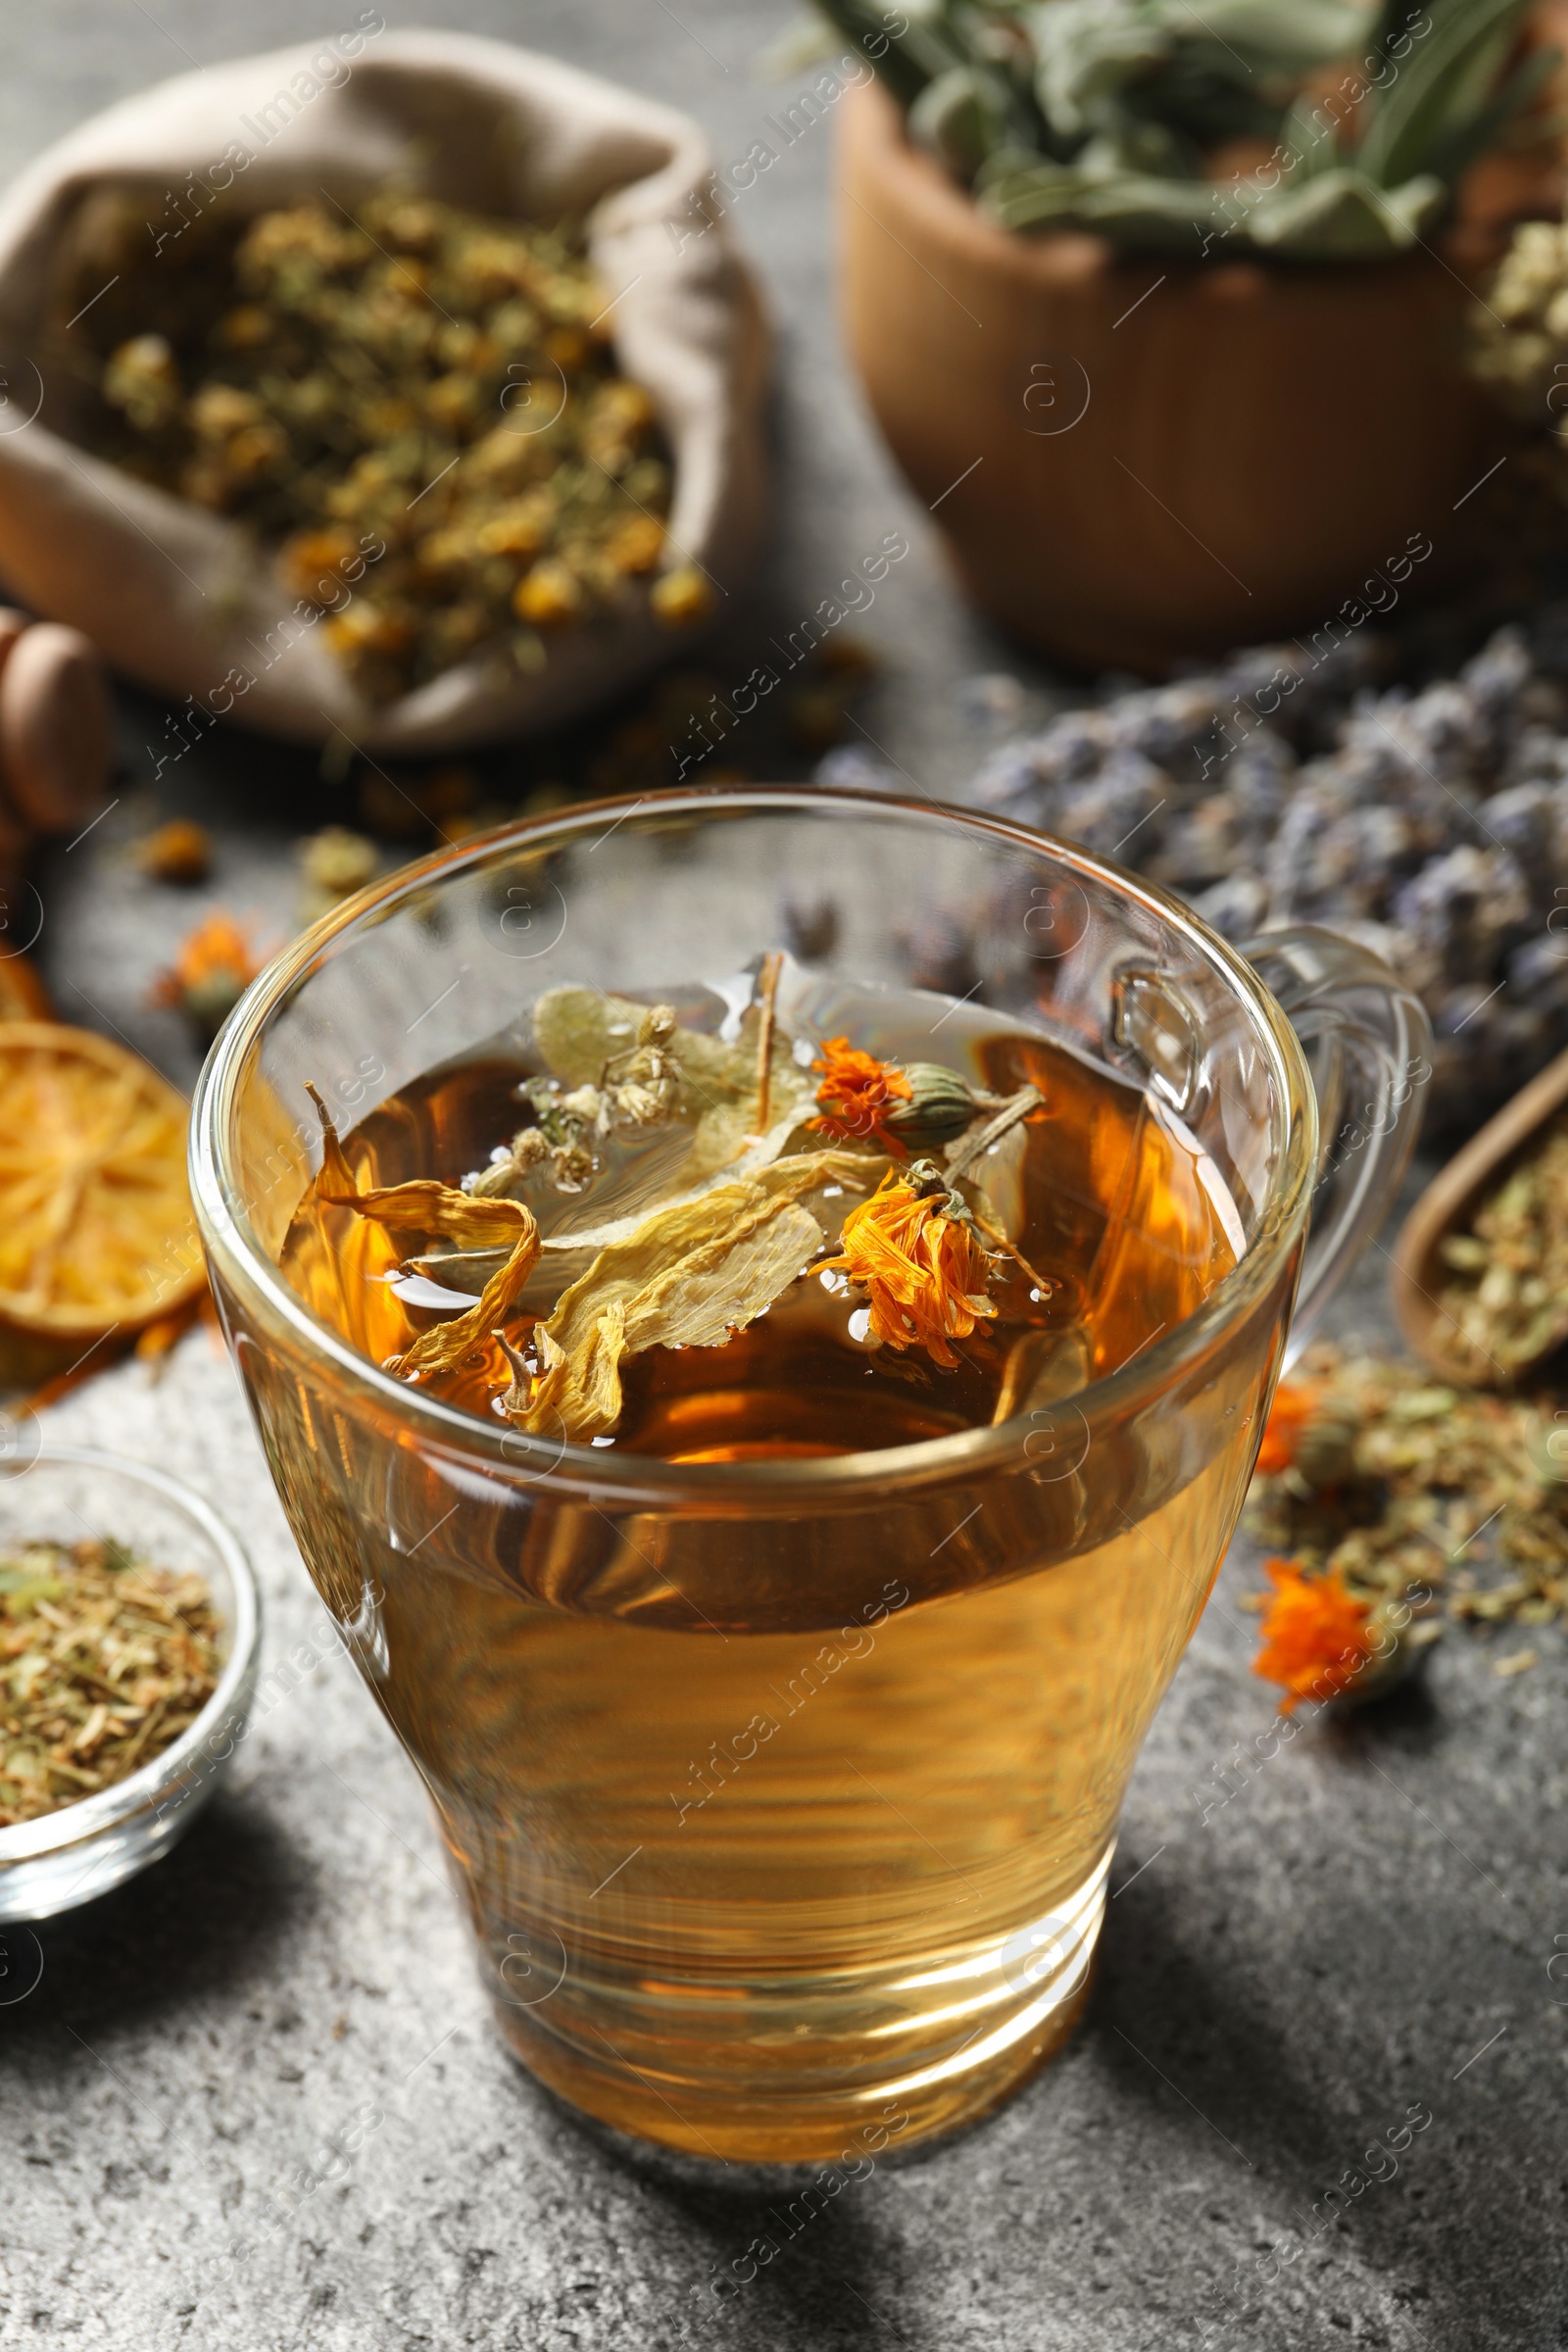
0,28,769,754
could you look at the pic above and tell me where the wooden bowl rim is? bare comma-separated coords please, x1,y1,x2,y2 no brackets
1390,1042,1568,1382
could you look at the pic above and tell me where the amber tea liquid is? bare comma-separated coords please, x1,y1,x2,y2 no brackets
276,993,1277,2160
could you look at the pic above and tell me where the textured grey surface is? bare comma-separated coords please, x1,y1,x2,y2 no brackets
2,5,1567,2350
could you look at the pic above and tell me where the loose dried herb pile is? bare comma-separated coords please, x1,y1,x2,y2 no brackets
311,967,1045,1446
71,191,700,702
1248,1348,1568,1681
1436,1115,1568,1380
0,1538,220,1826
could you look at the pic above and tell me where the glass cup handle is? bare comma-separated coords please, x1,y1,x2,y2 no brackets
1242,925,1433,1365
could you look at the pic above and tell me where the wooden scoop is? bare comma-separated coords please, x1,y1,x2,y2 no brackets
1391,1042,1568,1386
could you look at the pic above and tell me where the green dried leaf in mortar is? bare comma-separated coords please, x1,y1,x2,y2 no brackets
815,0,1544,261
514,1147,879,1441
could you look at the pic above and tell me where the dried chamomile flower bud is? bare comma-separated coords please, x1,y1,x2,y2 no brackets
651,568,714,628
602,1004,682,1125
470,1126,555,1200
559,1083,604,1127
1339,1598,1443,1708
514,562,584,628
553,1143,597,1193
104,334,181,432
606,514,665,575
280,525,365,607
518,1077,601,1191
299,826,380,925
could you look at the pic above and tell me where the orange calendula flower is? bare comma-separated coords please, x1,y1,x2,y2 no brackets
810,1036,913,1148
1254,1378,1324,1477
823,1161,997,1368
1251,1558,1374,1713
149,911,266,1039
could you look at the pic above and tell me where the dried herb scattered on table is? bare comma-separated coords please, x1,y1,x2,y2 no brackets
1435,1114,1568,1380
1248,1348,1568,1678
134,818,213,886
149,909,266,1041
298,826,379,927
67,190,704,703
0,1537,220,1826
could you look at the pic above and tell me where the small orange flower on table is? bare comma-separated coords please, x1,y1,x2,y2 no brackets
150,911,266,1040
823,1162,997,1368
809,1036,913,1151
1254,1377,1323,1477
1251,1559,1375,1713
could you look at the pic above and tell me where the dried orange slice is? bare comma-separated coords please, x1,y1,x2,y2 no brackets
0,1022,203,1341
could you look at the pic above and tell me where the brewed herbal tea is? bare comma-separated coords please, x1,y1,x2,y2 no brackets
275,955,1265,2156
285,958,1242,1452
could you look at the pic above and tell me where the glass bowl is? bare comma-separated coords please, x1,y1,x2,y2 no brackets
0,1446,260,1922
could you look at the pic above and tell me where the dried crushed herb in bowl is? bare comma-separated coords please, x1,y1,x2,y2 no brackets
67,190,698,703
1435,1114,1568,1380
0,1536,220,1827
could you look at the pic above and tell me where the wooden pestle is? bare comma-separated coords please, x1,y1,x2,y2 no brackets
0,608,114,915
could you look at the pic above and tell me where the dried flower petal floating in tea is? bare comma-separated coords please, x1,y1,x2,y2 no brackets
822,1161,1001,1369
287,956,1242,1458
309,1086,541,1381
809,1037,915,1148
521,1148,878,1442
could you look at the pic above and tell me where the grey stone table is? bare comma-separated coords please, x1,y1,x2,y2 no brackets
3,5,1566,2349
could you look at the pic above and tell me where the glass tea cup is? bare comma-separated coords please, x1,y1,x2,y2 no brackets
191,787,1428,2164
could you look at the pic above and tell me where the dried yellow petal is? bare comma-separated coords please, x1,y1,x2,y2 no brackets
323,1178,535,1253
517,1149,875,1442
634,1202,824,1351
310,1087,541,1378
